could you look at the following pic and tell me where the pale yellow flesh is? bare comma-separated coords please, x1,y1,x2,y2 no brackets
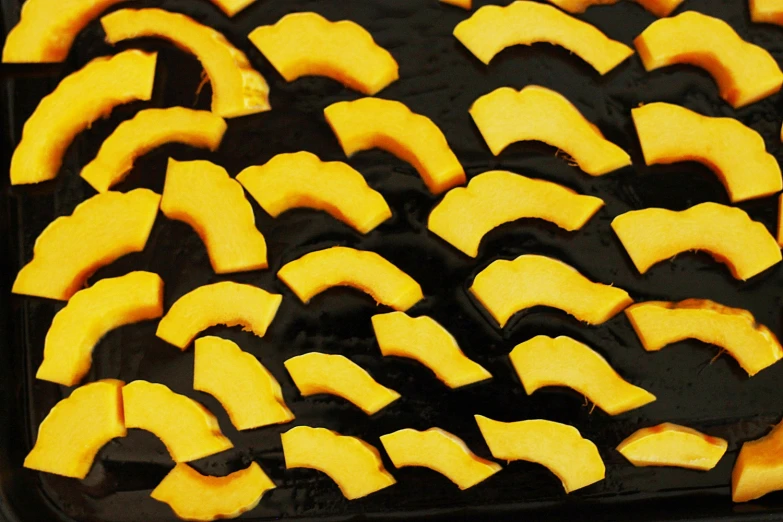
733,421,783,502
211,0,256,16
545,0,684,16
617,423,727,470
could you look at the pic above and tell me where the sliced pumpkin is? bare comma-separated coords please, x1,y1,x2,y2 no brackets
237,151,391,234
779,194,783,247
751,0,783,25
440,0,472,9
37,271,163,387
611,202,782,280
324,98,465,194
733,419,783,502
10,50,156,185
545,0,684,16
617,423,727,471
211,0,256,17
635,11,783,108
101,8,269,118
194,336,294,430
370,312,492,388
470,254,632,328
13,189,161,301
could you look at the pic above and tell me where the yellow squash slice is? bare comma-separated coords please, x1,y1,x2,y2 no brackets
733,419,783,502
751,0,783,25
779,194,783,247
617,423,727,470
545,0,685,16
440,0,472,9
211,0,256,17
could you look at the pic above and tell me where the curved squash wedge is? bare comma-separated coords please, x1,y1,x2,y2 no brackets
779,194,783,247
545,0,684,16
440,0,472,9
611,202,782,280
161,159,267,274
211,0,256,17
469,87,631,175
24,380,126,479
324,98,465,194
10,50,156,185
248,13,398,95
617,423,727,470
237,152,391,234
635,11,783,108
13,189,161,301
101,8,269,118
733,419,783,502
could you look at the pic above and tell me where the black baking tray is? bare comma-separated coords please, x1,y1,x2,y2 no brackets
3,0,783,520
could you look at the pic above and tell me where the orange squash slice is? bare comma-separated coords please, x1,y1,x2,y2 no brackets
211,0,256,17
380,428,501,490
625,299,783,376
475,415,605,492
779,193,783,247
469,87,631,175
237,152,391,234
24,380,126,479
194,337,294,430
10,50,156,185
440,0,472,9
428,170,604,257
156,282,282,350
277,246,424,311
371,312,492,388
324,98,465,194
281,426,396,500
733,419,783,502
101,8,269,118
545,0,684,16
161,159,267,274
470,254,632,328
617,423,727,470
248,13,398,95
751,0,783,25
611,202,781,280
37,271,163,387
13,189,161,301
635,11,783,108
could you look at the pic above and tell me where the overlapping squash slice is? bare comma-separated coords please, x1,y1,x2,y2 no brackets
10,50,156,185
470,254,632,327
101,8,269,118
212,0,256,17
161,159,267,274
324,98,465,194
281,426,396,499
635,11,783,108
237,152,391,234
611,202,782,280
38,271,163,386
617,423,727,470
371,312,491,388
733,419,783,502
545,0,685,16
453,1,633,75
13,189,161,301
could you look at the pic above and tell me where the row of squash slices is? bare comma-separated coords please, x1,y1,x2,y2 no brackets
7,0,783,519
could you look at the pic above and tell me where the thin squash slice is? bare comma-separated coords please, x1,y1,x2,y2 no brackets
440,0,472,9
733,419,783,502
545,0,685,16
751,0,783,25
211,0,256,17
617,423,727,470
779,193,783,247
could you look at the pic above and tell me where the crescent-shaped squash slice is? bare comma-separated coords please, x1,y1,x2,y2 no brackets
13,189,161,301
194,337,294,430
156,282,282,350
611,202,782,280
475,415,605,493
81,108,227,193
428,170,604,257
211,0,256,17
161,159,267,274
284,353,400,415
24,380,126,479
453,1,633,75
277,246,424,311
324,98,465,194
470,254,632,328
617,423,727,470
37,271,164,387
10,50,156,185
380,428,501,490
370,312,492,388
635,11,783,108
440,0,472,9
281,426,396,500
469,87,631,175
101,8,269,118
733,419,783,502
545,0,685,16
625,299,783,376
248,13,398,95
123,381,232,462
237,152,391,234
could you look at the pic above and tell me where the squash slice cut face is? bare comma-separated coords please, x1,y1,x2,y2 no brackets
751,0,783,25
237,152,391,234
13,189,161,301
470,87,631,175
453,1,633,75
428,170,604,257
617,423,727,470
24,380,126,479
324,98,465,194
38,271,164,386
440,0,472,9
611,202,781,280
10,50,156,185
194,337,294,430
545,0,684,16
249,13,399,95
101,8,269,118
733,419,783,502
211,0,256,17
635,11,783,108
779,193,783,247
